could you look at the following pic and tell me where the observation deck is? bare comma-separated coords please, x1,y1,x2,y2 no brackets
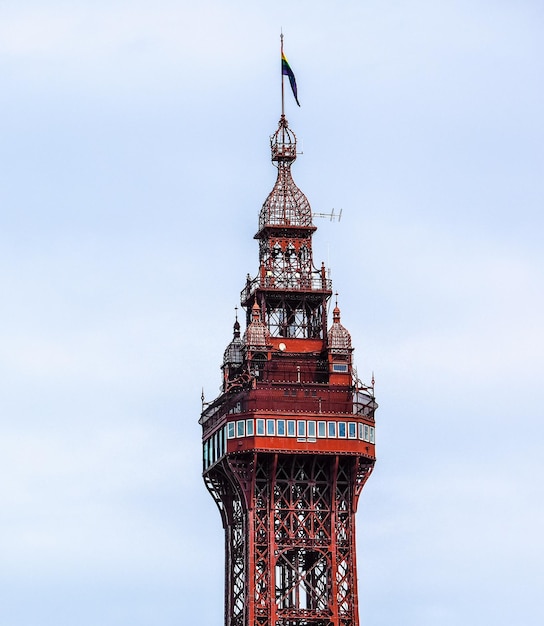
200,378,377,473
241,272,333,303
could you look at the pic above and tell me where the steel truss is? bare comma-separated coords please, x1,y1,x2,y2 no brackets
205,454,373,626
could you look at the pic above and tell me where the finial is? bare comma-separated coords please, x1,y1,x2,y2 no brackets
332,292,341,322
233,306,241,336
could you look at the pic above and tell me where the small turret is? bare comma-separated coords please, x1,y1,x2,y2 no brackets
242,302,271,378
243,302,270,350
328,304,352,353
221,312,243,390
327,299,353,384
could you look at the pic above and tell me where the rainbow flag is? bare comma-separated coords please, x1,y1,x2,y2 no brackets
282,52,300,107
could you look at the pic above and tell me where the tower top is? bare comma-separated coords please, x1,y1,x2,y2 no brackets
258,115,314,234
200,45,377,626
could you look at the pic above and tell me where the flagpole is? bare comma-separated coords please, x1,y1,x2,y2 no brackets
280,32,285,117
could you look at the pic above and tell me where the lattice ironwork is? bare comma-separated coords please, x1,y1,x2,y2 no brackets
205,453,370,626
201,112,377,626
254,459,271,621
204,459,249,626
264,294,326,339
259,116,312,231
238,115,332,341
259,160,313,230
259,239,314,287
229,496,247,626
335,460,357,619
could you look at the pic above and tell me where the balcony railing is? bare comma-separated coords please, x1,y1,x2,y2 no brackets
242,273,333,301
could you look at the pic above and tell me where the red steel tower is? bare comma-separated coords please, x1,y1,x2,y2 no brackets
200,112,377,626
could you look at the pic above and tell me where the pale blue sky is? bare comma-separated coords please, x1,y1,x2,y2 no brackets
1,1,543,625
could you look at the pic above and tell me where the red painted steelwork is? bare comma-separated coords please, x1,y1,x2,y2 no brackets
200,114,377,626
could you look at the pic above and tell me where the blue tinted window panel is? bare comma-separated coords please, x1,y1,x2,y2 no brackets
287,420,296,437
257,419,265,436
318,421,326,438
277,420,286,436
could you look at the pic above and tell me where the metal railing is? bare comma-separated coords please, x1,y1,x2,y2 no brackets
241,273,333,301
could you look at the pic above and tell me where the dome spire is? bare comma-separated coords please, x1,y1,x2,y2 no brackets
243,301,271,351
222,309,243,370
270,114,297,164
259,116,313,232
328,295,352,353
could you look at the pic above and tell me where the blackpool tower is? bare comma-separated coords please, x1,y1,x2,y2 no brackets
199,64,377,626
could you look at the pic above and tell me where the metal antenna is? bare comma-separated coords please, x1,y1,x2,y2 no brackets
313,208,343,222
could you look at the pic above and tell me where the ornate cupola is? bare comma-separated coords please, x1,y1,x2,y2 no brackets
328,301,352,353
242,302,271,379
243,301,271,351
259,115,313,230
327,300,354,384
221,313,243,390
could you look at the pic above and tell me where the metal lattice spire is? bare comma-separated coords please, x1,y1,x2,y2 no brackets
259,116,313,231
